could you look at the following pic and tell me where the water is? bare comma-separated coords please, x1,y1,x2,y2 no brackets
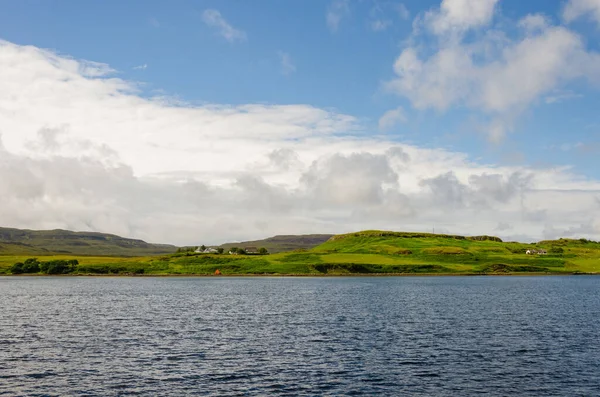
1,276,599,396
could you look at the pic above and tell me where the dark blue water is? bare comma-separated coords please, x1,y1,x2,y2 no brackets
1,276,599,396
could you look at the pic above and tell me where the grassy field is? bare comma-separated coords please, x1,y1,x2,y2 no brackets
1,230,599,276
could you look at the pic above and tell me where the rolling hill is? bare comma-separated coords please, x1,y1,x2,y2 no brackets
1,229,599,275
0,227,176,256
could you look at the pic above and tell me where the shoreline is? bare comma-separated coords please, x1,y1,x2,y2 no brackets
1,272,597,278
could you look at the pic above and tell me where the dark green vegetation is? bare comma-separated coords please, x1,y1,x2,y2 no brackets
0,227,176,256
2,230,599,276
10,258,78,275
218,234,333,254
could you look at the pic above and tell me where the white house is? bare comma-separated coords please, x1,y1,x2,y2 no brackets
526,249,547,255
195,247,219,254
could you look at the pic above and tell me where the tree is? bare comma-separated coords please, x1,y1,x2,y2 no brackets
39,259,78,274
258,247,269,255
230,247,238,254
22,259,40,273
217,248,224,254
201,245,207,252
10,262,24,274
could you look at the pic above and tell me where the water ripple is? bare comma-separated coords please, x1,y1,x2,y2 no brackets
0,276,599,396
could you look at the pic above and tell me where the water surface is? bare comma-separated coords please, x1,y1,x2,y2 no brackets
1,276,599,396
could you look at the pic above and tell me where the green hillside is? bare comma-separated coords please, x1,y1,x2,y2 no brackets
0,227,176,256
218,234,333,253
2,230,599,275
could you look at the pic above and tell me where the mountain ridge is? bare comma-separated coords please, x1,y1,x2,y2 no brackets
0,227,176,256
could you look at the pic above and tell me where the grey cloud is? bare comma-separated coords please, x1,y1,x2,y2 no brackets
386,146,411,163
543,222,599,240
468,172,531,204
495,222,513,231
31,127,65,152
301,152,398,207
1,142,599,244
420,171,532,210
420,172,468,208
522,209,547,223
268,148,302,171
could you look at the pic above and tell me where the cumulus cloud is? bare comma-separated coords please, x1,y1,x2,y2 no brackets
386,1,600,142
1,39,600,244
202,9,247,43
563,0,600,25
424,0,499,35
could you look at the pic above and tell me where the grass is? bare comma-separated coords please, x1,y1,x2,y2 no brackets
1,230,599,276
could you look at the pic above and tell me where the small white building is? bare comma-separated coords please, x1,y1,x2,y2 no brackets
195,247,219,254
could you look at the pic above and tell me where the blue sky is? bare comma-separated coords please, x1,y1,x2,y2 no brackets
0,0,599,243
1,0,598,176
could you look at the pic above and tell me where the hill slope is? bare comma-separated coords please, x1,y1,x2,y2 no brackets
218,234,333,253
1,230,599,275
0,227,176,256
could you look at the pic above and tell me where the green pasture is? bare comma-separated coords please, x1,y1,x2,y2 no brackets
2,231,599,275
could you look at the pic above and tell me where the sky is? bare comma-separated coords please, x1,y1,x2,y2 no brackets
0,0,599,245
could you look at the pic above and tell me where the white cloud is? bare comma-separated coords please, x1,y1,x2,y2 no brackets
133,64,148,70
518,14,550,32
278,51,296,75
378,106,407,131
424,0,499,35
327,0,350,32
202,9,247,43
563,0,600,25
1,39,600,244
386,3,600,142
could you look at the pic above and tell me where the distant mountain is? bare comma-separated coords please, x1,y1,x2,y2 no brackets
0,227,176,256
219,234,334,253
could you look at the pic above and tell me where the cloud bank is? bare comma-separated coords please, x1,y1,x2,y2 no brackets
0,39,599,245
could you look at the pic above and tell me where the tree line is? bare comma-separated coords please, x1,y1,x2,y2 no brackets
10,258,79,275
